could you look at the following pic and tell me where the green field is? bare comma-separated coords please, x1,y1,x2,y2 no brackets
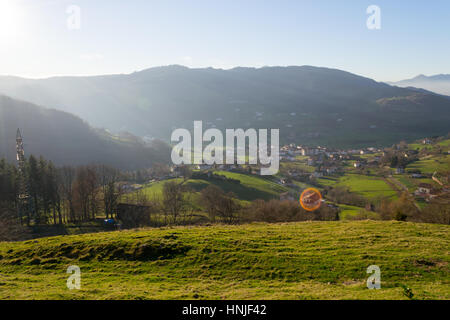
393,175,416,192
317,177,339,187
408,143,433,151
338,205,377,220
280,161,315,173
318,174,397,200
0,221,448,300
406,156,450,174
438,139,450,148
137,171,290,207
213,171,288,198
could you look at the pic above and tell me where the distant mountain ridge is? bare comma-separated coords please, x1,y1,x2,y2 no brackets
389,74,450,96
0,95,170,169
0,66,449,147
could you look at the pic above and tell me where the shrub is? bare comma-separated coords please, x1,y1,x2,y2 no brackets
326,186,366,207
200,185,241,224
412,202,450,225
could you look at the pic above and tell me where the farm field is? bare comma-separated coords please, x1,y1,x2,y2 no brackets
140,171,289,202
408,138,450,151
438,139,450,148
318,174,398,200
317,177,339,187
392,175,417,192
213,171,288,196
338,205,377,220
406,156,450,174
280,161,315,173
0,221,448,300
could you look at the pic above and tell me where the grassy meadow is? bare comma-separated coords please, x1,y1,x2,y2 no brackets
0,221,448,300
406,157,450,174
140,171,289,202
317,174,398,200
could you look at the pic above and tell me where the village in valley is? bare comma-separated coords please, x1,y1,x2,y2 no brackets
124,135,449,222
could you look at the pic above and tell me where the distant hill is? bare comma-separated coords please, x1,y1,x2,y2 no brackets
0,95,170,169
0,66,449,147
389,74,450,96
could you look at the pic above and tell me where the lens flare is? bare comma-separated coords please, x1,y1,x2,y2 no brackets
299,187,322,212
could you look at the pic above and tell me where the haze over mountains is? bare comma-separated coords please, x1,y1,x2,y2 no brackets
389,74,450,96
0,66,449,149
0,95,170,169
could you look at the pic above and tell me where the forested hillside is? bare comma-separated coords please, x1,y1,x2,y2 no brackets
0,95,170,169
1,66,449,147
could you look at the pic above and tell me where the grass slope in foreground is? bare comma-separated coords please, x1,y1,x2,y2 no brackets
0,221,448,300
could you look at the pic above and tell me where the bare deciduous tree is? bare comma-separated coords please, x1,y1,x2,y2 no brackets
98,165,125,219
161,180,188,224
200,185,240,223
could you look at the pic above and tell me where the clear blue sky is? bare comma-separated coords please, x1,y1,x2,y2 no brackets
1,0,449,81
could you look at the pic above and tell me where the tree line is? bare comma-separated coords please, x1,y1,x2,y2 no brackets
0,155,126,227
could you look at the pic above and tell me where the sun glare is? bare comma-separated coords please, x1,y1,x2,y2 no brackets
0,0,24,41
